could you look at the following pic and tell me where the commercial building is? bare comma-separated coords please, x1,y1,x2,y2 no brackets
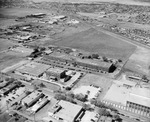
29,98,49,113
48,100,84,122
43,52,116,73
22,91,44,107
45,68,66,80
15,62,50,77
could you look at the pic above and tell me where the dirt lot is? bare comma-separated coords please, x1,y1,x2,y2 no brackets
124,47,150,76
0,39,16,52
51,28,136,61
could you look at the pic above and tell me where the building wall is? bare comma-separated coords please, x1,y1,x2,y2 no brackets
126,101,150,117
43,55,114,73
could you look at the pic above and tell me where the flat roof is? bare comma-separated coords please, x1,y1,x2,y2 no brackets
30,98,48,112
81,111,99,122
127,88,150,107
47,67,65,74
55,100,82,122
22,91,42,105
104,83,150,107
49,52,112,68
16,62,50,77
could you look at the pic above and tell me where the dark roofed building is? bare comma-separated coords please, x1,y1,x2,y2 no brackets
43,52,116,73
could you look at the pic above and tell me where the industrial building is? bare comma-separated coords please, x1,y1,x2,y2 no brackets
104,83,150,117
43,52,116,73
21,91,44,107
45,68,66,80
15,62,50,77
126,88,150,116
48,100,84,122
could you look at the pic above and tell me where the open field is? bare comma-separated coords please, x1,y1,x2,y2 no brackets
51,28,136,61
0,39,16,52
0,51,25,71
124,47,150,76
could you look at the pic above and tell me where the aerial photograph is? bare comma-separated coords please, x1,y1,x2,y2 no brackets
0,0,150,122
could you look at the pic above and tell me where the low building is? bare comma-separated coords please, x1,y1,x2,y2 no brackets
43,52,116,73
104,83,150,117
49,100,84,122
80,111,99,122
15,62,50,77
45,68,66,80
21,91,44,107
29,98,49,113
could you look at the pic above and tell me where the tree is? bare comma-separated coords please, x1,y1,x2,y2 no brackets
91,54,99,59
39,83,46,88
118,59,122,63
82,103,93,111
102,56,108,62
75,93,87,102
54,93,66,100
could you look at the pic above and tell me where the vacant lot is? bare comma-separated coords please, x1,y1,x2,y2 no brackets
0,39,16,52
74,74,113,99
0,51,25,71
32,79,61,91
124,47,150,76
52,28,136,61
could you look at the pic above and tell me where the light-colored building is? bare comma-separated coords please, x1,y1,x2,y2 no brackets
104,82,150,117
29,98,49,113
80,111,99,122
22,91,44,107
49,100,84,122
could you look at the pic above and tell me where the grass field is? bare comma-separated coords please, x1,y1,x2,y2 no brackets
51,28,136,61
0,39,16,52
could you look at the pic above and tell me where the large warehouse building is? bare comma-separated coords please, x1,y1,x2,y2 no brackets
104,83,150,117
